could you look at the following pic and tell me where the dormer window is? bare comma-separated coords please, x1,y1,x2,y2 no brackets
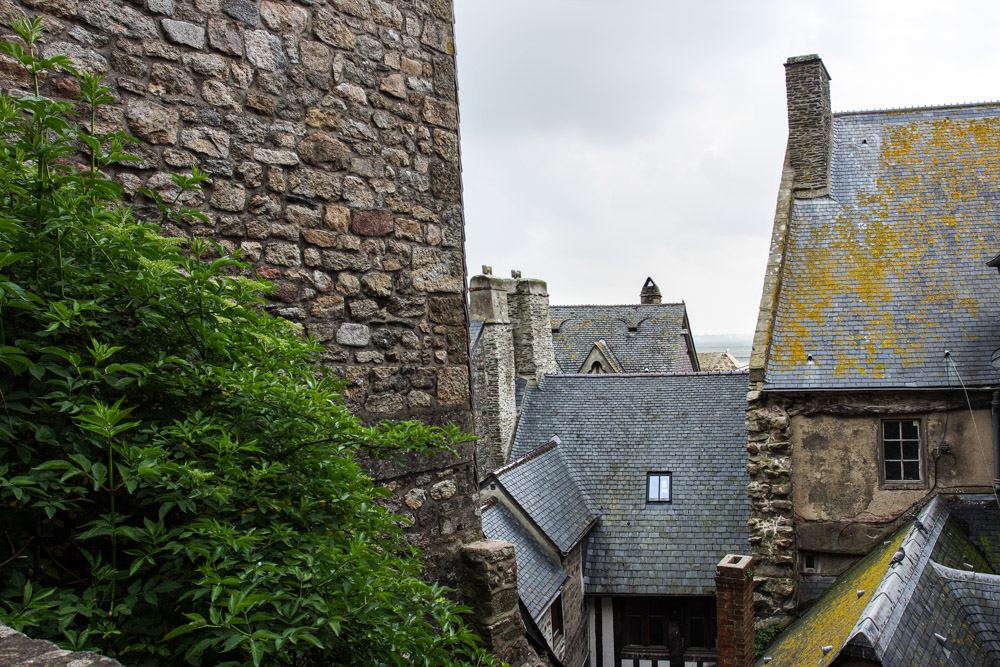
647,472,671,503
588,361,605,374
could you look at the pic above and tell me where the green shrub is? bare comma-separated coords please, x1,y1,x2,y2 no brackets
754,622,784,658
0,18,491,667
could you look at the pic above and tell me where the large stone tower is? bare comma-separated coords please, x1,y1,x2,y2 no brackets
0,0,478,587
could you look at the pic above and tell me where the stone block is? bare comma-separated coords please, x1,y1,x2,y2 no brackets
336,322,371,347
126,98,179,145
162,19,206,48
351,209,393,237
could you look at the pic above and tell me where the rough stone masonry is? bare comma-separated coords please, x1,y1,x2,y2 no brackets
0,0,479,588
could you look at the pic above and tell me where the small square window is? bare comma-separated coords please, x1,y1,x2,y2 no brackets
882,419,922,484
647,472,671,502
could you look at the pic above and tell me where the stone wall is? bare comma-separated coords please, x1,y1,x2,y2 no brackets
560,542,588,667
745,390,795,624
0,624,121,667
0,0,478,587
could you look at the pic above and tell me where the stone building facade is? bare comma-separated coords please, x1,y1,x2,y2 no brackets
748,54,1000,627
0,0,478,587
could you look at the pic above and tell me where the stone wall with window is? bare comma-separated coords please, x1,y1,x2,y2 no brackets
0,0,478,587
746,389,994,621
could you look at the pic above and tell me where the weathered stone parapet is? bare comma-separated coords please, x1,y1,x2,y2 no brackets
0,623,121,666
459,540,534,665
745,390,796,625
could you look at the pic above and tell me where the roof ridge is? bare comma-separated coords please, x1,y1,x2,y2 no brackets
848,496,948,654
545,370,749,378
550,303,686,308
493,437,559,477
835,100,1000,117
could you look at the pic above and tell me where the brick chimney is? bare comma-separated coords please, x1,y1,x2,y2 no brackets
508,276,558,383
715,554,755,667
785,54,832,197
470,271,517,477
640,277,662,304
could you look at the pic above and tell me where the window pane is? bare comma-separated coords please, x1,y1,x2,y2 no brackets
885,461,901,481
689,617,706,647
902,442,919,460
648,476,658,501
628,615,643,644
883,421,900,439
649,615,664,645
901,420,919,439
903,461,920,480
659,475,671,501
884,441,901,460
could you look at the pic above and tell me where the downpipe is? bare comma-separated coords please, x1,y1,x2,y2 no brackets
992,390,1000,491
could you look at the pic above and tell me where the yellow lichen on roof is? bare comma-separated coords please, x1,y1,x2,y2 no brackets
769,115,1000,378
760,527,907,667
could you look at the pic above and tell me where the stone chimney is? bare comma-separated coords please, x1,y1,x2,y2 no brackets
640,277,662,304
715,554,755,667
507,276,558,383
785,54,832,197
470,271,517,477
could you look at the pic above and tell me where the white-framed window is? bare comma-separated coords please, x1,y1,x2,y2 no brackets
647,472,671,503
881,419,922,483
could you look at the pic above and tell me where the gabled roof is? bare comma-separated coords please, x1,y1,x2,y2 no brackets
760,495,1000,666
481,499,567,622
509,372,750,596
550,304,698,373
765,104,1000,390
577,339,625,374
698,351,741,372
489,439,596,554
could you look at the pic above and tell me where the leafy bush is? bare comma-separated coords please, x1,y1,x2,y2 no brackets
754,622,784,658
0,18,491,667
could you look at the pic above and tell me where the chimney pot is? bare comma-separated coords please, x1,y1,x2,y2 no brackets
640,277,662,305
470,274,513,324
785,54,832,197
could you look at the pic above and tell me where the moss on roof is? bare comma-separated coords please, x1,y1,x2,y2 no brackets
759,526,907,666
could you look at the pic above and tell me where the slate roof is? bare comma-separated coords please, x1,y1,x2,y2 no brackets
549,304,697,373
509,372,750,596
760,494,1000,667
481,500,566,622
491,440,596,554
766,104,1000,390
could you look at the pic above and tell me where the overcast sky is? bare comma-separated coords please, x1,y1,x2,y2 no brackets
452,0,1000,336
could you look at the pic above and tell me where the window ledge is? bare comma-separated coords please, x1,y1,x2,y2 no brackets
881,481,926,491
